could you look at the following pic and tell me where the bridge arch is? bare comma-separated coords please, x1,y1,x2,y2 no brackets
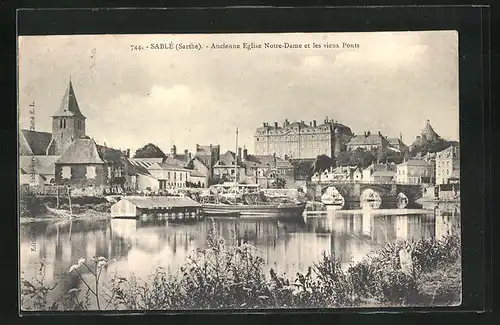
360,188,382,203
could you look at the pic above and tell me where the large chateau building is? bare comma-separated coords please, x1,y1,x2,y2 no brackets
254,117,353,159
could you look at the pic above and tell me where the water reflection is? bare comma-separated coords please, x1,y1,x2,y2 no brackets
20,203,460,303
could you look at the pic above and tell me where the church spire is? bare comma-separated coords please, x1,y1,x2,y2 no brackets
52,79,86,119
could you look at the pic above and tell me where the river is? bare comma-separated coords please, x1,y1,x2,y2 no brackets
20,202,460,309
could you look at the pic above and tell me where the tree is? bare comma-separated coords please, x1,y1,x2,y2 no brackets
335,151,353,166
271,176,286,189
360,151,376,169
133,143,167,159
312,155,335,174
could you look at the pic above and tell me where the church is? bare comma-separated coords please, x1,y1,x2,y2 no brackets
19,80,130,194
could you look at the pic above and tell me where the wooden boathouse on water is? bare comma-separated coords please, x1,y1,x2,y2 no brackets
110,196,202,219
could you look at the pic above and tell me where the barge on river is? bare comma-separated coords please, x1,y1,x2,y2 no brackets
202,202,307,218
200,183,307,218
110,196,202,219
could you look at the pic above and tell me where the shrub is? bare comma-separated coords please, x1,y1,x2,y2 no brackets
20,189,47,218
20,225,461,311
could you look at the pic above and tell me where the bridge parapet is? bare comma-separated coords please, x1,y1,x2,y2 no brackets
307,181,422,202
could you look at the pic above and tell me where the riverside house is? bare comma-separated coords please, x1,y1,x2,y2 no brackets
54,138,128,194
362,163,397,183
396,159,432,185
242,150,295,188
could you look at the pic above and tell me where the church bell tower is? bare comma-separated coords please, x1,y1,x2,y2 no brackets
50,79,86,155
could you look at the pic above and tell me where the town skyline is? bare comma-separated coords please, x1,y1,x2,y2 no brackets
18,31,459,156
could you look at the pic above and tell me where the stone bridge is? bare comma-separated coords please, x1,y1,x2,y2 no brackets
307,182,423,203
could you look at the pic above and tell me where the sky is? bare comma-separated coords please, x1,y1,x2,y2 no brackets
18,31,459,156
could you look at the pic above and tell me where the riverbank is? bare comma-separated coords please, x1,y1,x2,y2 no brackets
20,192,112,224
20,223,461,311
20,209,111,224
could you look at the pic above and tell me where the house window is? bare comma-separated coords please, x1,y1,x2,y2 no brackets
180,173,183,181
86,166,97,179
59,119,63,128
62,166,71,179
63,119,66,128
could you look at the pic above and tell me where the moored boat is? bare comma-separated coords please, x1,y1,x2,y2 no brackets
321,186,345,207
200,128,306,219
202,202,306,218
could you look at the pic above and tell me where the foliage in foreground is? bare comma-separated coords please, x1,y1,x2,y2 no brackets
21,223,461,311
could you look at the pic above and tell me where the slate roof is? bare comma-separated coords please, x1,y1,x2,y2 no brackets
244,154,293,169
118,196,201,209
365,163,397,173
128,158,163,169
387,138,406,147
215,151,238,166
186,157,210,170
164,155,189,167
398,159,429,167
56,139,103,164
347,134,387,146
52,81,86,118
126,159,152,176
372,170,397,177
19,129,53,155
149,162,190,172
56,138,124,164
19,155,60,175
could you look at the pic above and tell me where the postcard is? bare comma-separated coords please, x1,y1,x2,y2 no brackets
19,31,461,311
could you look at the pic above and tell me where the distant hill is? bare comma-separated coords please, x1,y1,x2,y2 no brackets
410,138,458,157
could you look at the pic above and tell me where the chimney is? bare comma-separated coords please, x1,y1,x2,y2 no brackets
238,147,242,161
184,149,188,155
378,130,381,136
285,119,289,127
262,122,266,127
364,131,367,137
313,120,317,127
274,122,278,128
426,119,430,125
243,148,248,160
400,132,403,141
367,131,371,136
309,121,312,127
